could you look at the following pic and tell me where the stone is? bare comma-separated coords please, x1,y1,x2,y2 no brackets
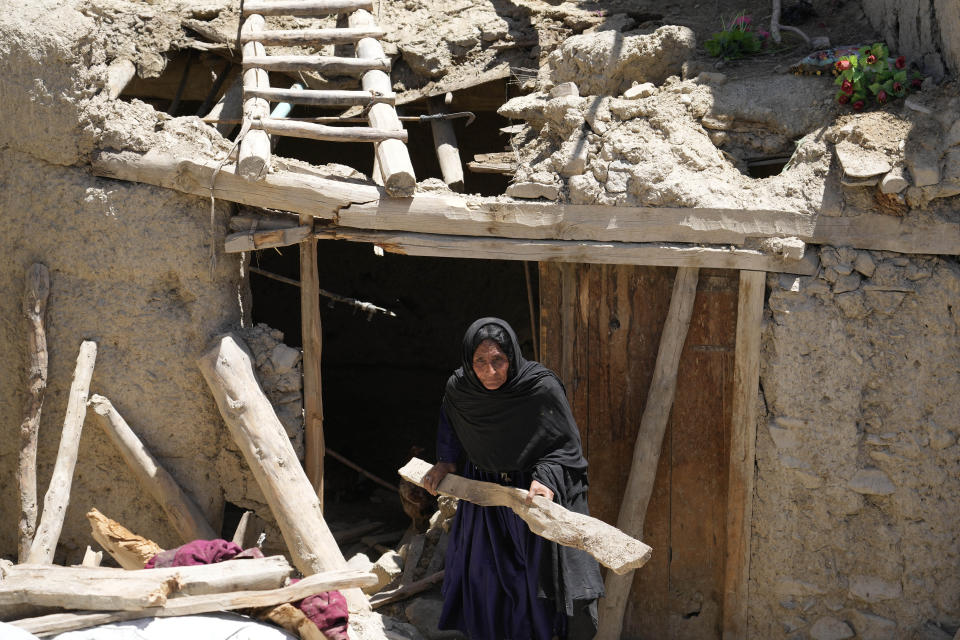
865,290,907,316
811,35,831,49
549,82,579,98
583,96,612,135
506,181,559,200
835,141,892,178
702,113,734,130
347,551,373,572
269,343,301,373
848,575,903,602
810,616,854,640
946,119,960,147
833,272,862,294
768,424,801,449
370,550,403,593
774,579,826,596
905,147,942,187
853,252,877,277
880,166,910,194
605,169,630,193
405,597,466,639
555,128,590,177
497,93,548,128
695,71,727,85
927,424,956,450
820,247,841,267
849,610,897,640
623,82,656,99
836,291,869,319
904,96,933,115
848,469,896,495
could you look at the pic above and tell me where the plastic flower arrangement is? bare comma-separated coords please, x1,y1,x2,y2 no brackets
833,42,923,110
705,14,768,60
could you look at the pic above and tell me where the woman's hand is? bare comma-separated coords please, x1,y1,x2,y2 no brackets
526,479,554,504
422,462,456,496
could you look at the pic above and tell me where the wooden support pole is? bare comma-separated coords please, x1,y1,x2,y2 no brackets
722,270,766,640
240,27,386,46
238,14,272,178
300,217,326,506
18,263,50,562
399,458,652,574
245,87,396,107
243,0,373,16
428,95,464,192
87,395,217,543
595,267,699,640
10,569,377,637
26,340,97,565
349,9,416,197
242,54,390,74
252,118,408,143
197,334,368,611
86,508,163,570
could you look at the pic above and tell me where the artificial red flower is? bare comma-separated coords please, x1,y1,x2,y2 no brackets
732,14,752,27
877,90,888,104
838,94,850,104
866,54,877,64
841,79,854,95
852,100,865,111
893,81,904,93
911,78,923,89
895,56,906,69
835,59,852,72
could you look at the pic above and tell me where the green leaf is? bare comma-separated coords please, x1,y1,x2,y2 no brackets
894,70,907,82
868,82,882,94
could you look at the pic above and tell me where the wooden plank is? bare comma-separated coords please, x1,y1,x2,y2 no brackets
243,0,373,16
243,55,390,74
10,569,378,637
18,264,50,562
596,268,699,640
87,395,217,543
467,152,516,174
721,270,766,640
239,14,272,178
350,9,416,197
399,457,652,574
428,95,464,192
253,118,408,143
240,27,385,45
811,212,960,255
225,225,313,253
300,215,326,505
245,87,396,107
26,341,97,565
315,227,819,274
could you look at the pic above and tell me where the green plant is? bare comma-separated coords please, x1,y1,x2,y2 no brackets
833,42,923,110
704,14,766,60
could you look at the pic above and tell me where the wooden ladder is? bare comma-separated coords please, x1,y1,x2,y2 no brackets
238,0,416,196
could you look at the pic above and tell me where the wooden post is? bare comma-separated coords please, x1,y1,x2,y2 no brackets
348,10,416,196
197,334,368,611
26,341,97,565
238,14,272,178
88,394,217,543
595,267,699,640
428,95,464,192
300,214,325,505
722,270,766,639
18,264,50,562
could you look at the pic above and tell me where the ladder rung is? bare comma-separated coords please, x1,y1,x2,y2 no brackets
244,87,396,107
243,0,373,16
252,117,408,143
239,27,385,45
243,55,390,74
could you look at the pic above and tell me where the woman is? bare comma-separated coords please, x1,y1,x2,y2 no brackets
421,317,604,640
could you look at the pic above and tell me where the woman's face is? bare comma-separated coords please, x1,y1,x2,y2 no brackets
472,339,509,390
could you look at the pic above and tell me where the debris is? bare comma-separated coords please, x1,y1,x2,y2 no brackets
623,82,656,99
835,141,891,179
880,166,910,194
369,571,444,610
506,181,560,200
86,508,163,570
549,82,579,99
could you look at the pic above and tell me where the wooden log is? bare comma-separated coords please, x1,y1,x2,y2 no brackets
245,87,396,107
18,263,50,562
80,546,102,567
242,55,390,74
428,95,464,192
225,225,313,253
300,215,326,504
399,458,652,574
239,14,272,178
104,58,136,100
595,267,699,640
315,228,820,275
197,334,368,611
243,0,373,15
26,341,97,565
252,118,408,143
229,212,301,232
256,602,326,640
369,570,444,610
240,27,385,45
87,395,217,543
722,270,766,640
10,569,377,637
328,447,400,492
349,10,416,197
86,508,163,570
206,75,243,137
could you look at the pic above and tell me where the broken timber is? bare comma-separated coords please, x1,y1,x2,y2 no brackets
399,457,652,574
86,509,163,570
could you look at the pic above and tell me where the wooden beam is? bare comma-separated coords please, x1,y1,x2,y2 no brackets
197,334,368,612
225,225,313,253
87,395,217,543
315,227,819,274
18,264,50,562
811,211,960,255
243,55,390,74
349,9,416,197
245,87,396,107
722,270,766,640
428,95,464,192
369,570,444,610
86,508,163,570
300,214,326,506
10,569,378,637
243,0,373,16
240,27,385,45
26,341,97,565
253,118,408,143
239,14,272,178
595,267,700,640
104,59,136,100
205,75,243,137
399,457,652,574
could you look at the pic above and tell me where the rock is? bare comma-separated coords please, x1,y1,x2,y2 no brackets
269,343,301,373
549,82,579,98
880,166,910,194
623,82,656,99
768,423,801,449
605,169,630,193
918,621,953,640
905,143,942,187
833,272,862,294
774,579,826,596
405,597,466,640
497,94,548,128
853,252,877,277
927,424,956,450
701,113,734,130
506,181,559,200
836,291,869,319
848,610,897,639
849,575,903,602
760,236,805,260
370,550,403,593
904,96,934,115
347,552,373,572
835,141,892,178
811,35,831,49
848,469,896,495
946,119,960,147
555,128,590,177
583,96,612,135
695,71,727,85
810,616,854,640
864,290,907,315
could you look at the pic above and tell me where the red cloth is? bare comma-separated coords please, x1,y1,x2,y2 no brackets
296,588,349,640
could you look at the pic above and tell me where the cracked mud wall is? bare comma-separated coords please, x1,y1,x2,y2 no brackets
752,252,960,638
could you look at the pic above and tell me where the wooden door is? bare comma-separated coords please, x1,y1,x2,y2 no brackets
539,264,737,639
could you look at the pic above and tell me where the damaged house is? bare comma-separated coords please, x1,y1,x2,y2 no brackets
0,0,958,638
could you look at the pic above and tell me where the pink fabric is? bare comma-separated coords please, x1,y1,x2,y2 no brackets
296,588,349,640
145,539,262,568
